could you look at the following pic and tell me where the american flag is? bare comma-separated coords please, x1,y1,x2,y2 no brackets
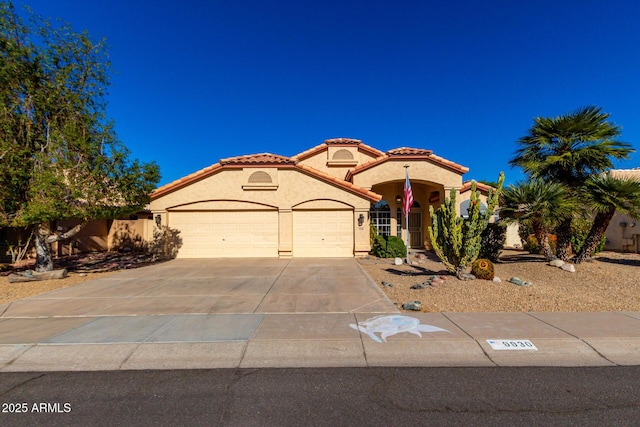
403,169,414,217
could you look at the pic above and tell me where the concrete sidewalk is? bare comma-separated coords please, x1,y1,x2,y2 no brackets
1,311,639,371
0,259,639,371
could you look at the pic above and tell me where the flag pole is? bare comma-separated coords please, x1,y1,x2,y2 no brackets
404,164,410,264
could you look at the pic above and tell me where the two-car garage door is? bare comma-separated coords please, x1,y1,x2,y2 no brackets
170,209,354,258
170,211,278,258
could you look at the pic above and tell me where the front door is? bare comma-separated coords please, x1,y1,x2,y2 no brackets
408,211,422,248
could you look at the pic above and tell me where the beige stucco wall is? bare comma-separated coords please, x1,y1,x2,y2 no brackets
54,219,109,255
108,218,154,251
297,147,380,180
605,213,640,253
352,159,463,191
150,167,376,257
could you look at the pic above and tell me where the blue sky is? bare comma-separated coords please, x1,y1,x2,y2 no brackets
18,0,640,187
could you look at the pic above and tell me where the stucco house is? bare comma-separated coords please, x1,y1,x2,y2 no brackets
604,168,640,253
149,138,478,258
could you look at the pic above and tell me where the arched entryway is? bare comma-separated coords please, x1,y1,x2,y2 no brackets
370,181,444,249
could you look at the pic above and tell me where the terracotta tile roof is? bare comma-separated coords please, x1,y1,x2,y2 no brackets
461,180,493,194
324,137,363,145
386,147,433,156
295,163,382,202
151,155,382,202
292,138,384,161
220,153,296,165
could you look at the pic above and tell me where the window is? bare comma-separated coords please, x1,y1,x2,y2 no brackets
460,199,487,219
370,200,391,236
248,171,272,184
396,208,402,237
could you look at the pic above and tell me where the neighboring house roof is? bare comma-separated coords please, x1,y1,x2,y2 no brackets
460,180,494,194
292,138,384,161
346,147,469,180
151,153,381,202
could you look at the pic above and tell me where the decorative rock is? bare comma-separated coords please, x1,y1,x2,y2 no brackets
549,259,565,267
402,301,422,311
560,263,576,273
431,278,444,285
439,275,448,280
381,281,394,287
410,283,426,290
394,257,403,265
492,277,501,283
459,273,476,281
509,277,532,286
416,253,427,260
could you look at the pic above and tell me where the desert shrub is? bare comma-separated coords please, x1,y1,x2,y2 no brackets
571,218,606,255
371,234,407,258
386,236,407,258
518,221,533,247
471,258,495,280
524,234,557,255
479,223,506,262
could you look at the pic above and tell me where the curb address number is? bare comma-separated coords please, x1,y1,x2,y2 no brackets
487,339,538,351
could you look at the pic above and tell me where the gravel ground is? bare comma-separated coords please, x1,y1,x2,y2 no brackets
0,271,116,304
358,249,640,312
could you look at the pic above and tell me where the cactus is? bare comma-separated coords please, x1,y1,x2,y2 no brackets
471,258,495,280
428,172,504,278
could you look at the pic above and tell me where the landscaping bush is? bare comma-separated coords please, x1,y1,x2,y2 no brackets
518,221,533,248
371,234,407,258
479,223,506,262
571,218,606,255
524,234,557,255
385,236,407,258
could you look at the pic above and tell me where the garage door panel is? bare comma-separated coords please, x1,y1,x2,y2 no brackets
293,210,353,257
171,211,278,258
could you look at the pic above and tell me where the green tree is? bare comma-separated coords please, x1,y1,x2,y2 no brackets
428,173,504,278
509,106,634,261
500,180,577,261
574,174,640,263
0,2,160,271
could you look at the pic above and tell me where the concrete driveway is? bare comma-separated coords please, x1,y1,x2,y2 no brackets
1,258,398,318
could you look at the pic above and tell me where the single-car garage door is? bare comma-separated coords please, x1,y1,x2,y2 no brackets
170,211,278,258
293,210,353,257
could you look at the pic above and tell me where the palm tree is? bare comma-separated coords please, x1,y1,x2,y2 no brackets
574,174,640,263
510,106,634,261
501,180,577,261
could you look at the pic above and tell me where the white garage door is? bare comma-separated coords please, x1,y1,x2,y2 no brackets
293,210,353,257
170,211,278,258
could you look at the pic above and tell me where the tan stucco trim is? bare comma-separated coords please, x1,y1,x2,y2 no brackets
166,200,279,211
293,199,353,209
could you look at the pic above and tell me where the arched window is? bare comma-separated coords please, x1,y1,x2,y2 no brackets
370,200,391,236
332,149,354,161
248,171,272,184
460,199,487,219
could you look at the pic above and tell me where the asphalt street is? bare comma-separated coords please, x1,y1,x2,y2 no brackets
1,367,640,426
